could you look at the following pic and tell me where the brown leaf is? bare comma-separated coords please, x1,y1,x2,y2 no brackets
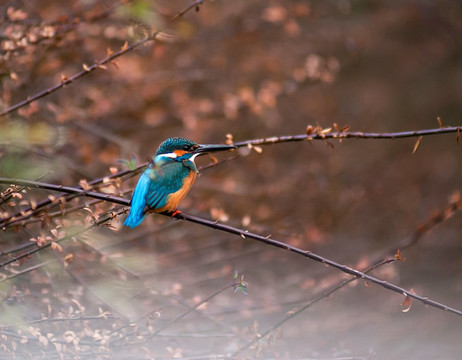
64,254,74,265
306,125,315,136
412,136,423,154
79,179,91,191
225,133,234,145
253,146,263,154
53,242,63,252
394,249,406,261
401,288,416,312
437,116,443,128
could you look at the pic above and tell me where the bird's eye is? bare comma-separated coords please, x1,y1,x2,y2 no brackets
183,145,190,151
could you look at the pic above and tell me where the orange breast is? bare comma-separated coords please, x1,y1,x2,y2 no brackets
156,170,197,213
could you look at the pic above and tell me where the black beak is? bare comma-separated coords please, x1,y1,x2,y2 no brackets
193,143,237,154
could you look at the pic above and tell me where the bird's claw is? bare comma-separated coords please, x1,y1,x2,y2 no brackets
171,210,182,218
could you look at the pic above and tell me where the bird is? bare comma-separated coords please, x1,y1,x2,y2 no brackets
124,137,237,228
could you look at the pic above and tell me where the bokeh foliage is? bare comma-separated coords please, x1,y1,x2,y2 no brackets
1,0,462,359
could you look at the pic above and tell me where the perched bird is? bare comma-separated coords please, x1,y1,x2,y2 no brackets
124,137,236,228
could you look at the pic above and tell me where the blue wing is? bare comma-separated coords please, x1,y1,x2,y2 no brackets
124,169,151,228
124,161,190,228
145,161,190,208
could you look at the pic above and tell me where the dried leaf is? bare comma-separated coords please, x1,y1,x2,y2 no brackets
395,249,406,261
79,179,91,191
253,146,263,154
50,242,63,252
82,63,90,71
11,192,22,199
412,136,423,154
401,289,416,312
38,335,48,347
121,41,129,51
306,125,315,136
64,254,74,265
30,200,37,210
437,116,443,128
225,133,234,145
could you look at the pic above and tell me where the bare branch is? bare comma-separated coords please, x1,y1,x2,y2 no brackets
232,126,462,148
1,178,461,317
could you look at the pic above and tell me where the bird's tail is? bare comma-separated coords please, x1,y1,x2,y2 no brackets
124,210,145,228
124,171,150,228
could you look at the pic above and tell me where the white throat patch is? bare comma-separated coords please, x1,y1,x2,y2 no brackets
189,153,200,162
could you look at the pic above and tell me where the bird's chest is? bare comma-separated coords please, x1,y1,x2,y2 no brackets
162,170,197,211
149,161,197,212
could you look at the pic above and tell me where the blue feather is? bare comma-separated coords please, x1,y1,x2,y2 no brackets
124,169,151,228
125,156,195,228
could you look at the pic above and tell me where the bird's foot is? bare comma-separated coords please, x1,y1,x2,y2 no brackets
171,210,182,218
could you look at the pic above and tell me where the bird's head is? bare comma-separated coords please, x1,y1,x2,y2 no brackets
155,137,236,163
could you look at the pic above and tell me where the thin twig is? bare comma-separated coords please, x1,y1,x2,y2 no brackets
176,211,462,317
0,260,52,282
0,0,205,117
110,282,236,346
232,126,462,147
231,258,396,356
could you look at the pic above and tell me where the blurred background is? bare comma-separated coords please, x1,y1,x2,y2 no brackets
1,0,462,359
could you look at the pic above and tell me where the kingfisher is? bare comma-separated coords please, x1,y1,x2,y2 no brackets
124,137,236,228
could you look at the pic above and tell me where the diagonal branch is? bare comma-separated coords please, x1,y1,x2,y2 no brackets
0,0,205,117
175,211,462,316
231,193,462,355
1,178,461,317
231,257,397,356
